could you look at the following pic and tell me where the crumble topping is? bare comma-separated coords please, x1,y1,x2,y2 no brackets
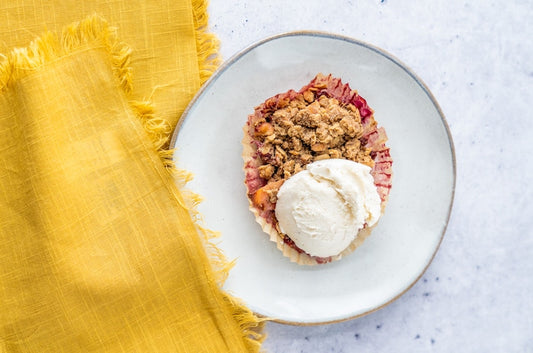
251,93,374,201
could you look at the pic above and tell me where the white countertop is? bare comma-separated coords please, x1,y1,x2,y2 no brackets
207,1,532,352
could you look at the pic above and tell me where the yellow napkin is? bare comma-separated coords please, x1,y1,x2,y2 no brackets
0,3,264,353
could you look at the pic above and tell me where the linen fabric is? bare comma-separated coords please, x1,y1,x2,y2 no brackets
0,3,263,353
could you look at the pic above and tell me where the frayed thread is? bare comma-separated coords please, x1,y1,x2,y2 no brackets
130,100,173,151
224,294,268,352
192,0,222,85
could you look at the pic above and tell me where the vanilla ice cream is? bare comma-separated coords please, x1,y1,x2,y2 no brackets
275,159,381,258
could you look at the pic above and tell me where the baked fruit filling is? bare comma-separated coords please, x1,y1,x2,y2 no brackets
243,73,392,264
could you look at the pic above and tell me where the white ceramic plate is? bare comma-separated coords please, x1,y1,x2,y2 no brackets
170,32,455,325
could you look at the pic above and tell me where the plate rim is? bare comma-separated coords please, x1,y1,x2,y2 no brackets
170,31,456,325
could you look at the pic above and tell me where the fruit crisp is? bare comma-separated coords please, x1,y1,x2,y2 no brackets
242,73,392,264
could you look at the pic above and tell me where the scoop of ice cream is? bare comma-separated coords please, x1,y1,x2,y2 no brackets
275,159,381,258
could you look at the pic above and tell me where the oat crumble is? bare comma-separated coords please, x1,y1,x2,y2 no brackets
251,94,374,199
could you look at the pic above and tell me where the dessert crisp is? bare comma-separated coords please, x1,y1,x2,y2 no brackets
242,73,392,265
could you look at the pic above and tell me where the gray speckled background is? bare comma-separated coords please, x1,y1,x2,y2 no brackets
205,1,532,352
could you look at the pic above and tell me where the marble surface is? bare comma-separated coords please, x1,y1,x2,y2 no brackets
205,1,532,352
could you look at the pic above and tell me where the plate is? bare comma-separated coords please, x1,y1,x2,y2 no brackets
170,32,455,325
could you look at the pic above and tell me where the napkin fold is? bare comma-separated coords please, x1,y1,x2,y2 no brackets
0,3,264,353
